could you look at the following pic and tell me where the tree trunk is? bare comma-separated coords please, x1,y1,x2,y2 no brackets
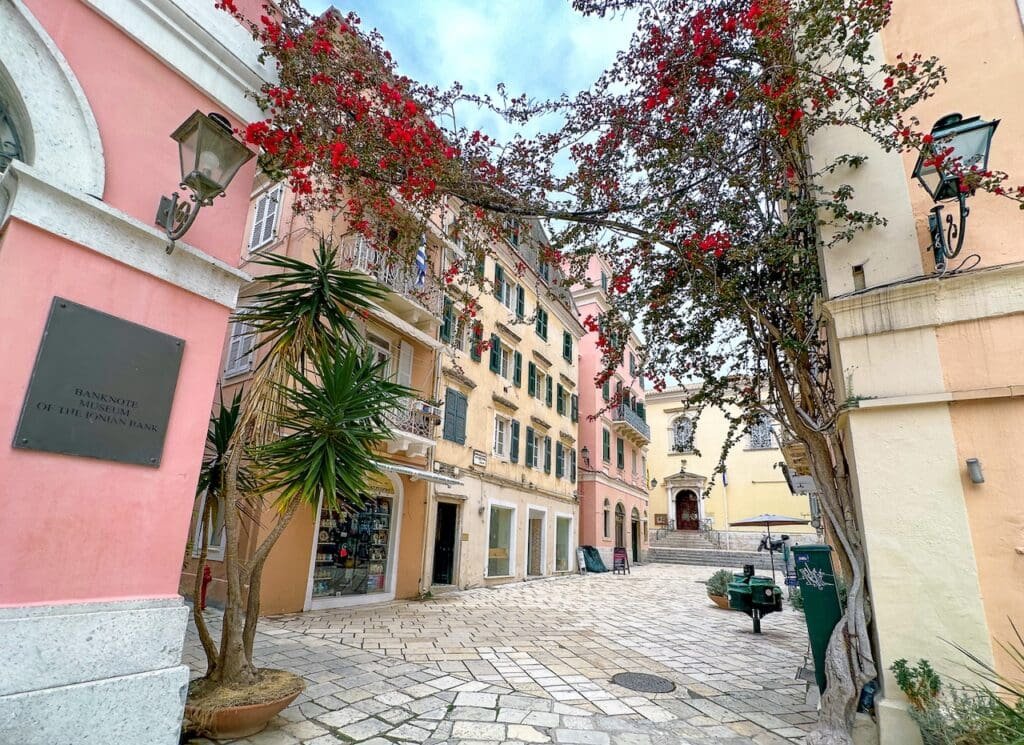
192,496,219,677
211,444,257,687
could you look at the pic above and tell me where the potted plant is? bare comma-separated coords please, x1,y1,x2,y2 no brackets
185,241,411,739
706,569,734,610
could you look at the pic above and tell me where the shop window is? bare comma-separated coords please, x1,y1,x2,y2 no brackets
487,505,515,576
312,495,393,597
555,516,572,572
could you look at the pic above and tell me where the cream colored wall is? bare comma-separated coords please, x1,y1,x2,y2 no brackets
645,389,815,537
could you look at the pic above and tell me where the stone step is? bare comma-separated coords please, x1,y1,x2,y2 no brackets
647,546,777,571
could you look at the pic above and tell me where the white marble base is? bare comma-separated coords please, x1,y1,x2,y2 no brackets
0,597,189,745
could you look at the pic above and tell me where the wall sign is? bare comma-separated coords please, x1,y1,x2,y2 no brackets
472,449,487,467
612,546,630,575
12,297,184,467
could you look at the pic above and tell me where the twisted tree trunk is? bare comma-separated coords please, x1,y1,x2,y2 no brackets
192,496,219,676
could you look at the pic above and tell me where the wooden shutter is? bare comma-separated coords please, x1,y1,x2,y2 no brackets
397,341,414,388
525,427,535,467
454,391,468,445
440,297,454,342
443,388,457,442
544,436,552,474
563,332,572,362
602,380,610,401
527,362,536,396
260,186,281,246
513,351,522,387
570,450,577,483
248,193,269,248
470,321,483,362
555,441,564,478
616,437,624,469
570,394,578,423
516,286,525,318
494,264,505,299
602,428,610,461
489,334,502,373
556,384,565,415
510,420,520,463
545,376,553,408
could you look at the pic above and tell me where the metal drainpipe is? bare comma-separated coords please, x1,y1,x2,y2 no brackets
418,295,445,596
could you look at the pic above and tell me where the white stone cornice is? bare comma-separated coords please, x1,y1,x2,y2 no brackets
2,162,250,307
82,0,275,123
825,261,1024,340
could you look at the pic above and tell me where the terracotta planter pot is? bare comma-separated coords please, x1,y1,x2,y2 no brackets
185,674,303,740
708,592,731,610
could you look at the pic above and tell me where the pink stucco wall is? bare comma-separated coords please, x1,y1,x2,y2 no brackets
0,2,256,605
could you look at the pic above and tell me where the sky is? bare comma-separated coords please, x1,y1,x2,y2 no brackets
302,1,635,139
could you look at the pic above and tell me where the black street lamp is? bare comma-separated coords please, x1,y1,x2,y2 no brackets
155,111,254,252
911,113,999,270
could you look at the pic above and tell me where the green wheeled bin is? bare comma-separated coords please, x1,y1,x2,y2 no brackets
727,564,783,633
793,544,844,693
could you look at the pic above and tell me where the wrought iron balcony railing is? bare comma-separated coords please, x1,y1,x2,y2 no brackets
612,405,651,442
388,399,442,440
339,236,444,316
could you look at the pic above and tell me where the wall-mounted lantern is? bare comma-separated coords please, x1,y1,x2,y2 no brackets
581,445,590,466
966,458,985,484
155,111,254,252
911,113,999,270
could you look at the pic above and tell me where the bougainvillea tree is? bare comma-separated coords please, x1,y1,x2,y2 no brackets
217,0,1024,740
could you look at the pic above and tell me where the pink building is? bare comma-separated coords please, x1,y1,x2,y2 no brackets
0,2,265,742
572,256,650,567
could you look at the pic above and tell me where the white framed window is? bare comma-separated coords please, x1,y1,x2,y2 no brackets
555,515,572,572
493,415,510,458
603,499,611,538
487,504,516,577
367,332,392,374
500,280,517,311
224,312,256,378
529,431,543,469
748,415,775,450
249,185,283,251
499,346,512,379
192,491,226,561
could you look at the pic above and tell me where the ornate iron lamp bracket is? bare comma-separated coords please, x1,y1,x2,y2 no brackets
927,191,969,271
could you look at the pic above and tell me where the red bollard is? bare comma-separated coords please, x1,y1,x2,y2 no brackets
200,565,212,611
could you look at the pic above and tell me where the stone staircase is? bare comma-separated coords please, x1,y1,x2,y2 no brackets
648,530,776,571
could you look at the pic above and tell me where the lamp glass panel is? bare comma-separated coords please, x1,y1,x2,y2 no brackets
176,118,201,188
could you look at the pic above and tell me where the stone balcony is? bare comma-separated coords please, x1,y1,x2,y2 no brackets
385,399,441,458
339,235,443,333
611,405,651,445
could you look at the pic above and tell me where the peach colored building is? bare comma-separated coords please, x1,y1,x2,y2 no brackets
0,1,263,742
809,3,1024,742
572,256,650,567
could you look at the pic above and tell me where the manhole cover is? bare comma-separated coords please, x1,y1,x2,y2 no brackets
610,672,676,693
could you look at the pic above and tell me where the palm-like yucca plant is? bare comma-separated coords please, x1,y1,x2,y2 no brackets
189,237,412,696
950,622,1024,743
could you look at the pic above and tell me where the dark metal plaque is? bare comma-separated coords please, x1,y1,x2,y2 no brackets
12,297,184,467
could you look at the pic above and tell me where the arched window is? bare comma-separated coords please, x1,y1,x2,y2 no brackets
672,416,694,453
748,414,775,450
0,96,24,172
603,499,611,538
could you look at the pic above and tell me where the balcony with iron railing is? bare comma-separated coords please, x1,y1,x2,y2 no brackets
339,235,444,331
384,399,441,459
611,405,651,445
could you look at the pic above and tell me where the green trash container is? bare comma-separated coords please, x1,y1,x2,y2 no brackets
793,544,843,694
728,565,783,633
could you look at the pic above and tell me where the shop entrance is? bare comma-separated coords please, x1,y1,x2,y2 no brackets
527,509,545,576
432,502,458,585
631,508,641,563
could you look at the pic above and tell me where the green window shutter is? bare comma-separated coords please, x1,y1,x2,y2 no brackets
475,252,486,279
441,297,454,343
442,388,457,442
525,427,535,467
600,271,608,291
489,334,501,373
629,352,636,376
556,384,565,415
570,449,577,483
571,394,579,423
602,428,610,461
516,286,525,318
546,376,553,407
535,309,548,340
470,321,483,362
510,420,520,463
528,362,537,396
616,437,624,469
602,380,610,401
455,392,468,445
636,402,645,421
542,311,548,339
513,351,522,387
494,264,505,299
555,441,564,478
444,389,468,445
562,331,573,363
544,436,552,474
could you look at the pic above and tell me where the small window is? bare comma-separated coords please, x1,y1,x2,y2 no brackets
748,414,775,450
366,333,391,374
603,499,611,538
493,415,510,458
224,312,256,378
672,417,695,453
535,308,549,340
487,505,515,577
499,346,512,379
249,185,283,251
503,217,521,247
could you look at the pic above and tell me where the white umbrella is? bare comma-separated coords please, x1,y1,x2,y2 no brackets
729,514,810,580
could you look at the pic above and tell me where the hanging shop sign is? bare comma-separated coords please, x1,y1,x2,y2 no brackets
12,297,184,467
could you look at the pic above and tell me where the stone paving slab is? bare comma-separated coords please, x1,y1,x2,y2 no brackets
183,564,814,744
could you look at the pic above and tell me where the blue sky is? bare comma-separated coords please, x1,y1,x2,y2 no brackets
302,1,634,138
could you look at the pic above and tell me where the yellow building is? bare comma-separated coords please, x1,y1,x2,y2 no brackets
428,217,584,589
645,386,816,548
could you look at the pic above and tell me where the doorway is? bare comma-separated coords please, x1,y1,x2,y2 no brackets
527,509,545,576
432,502,458,585
675,490,700,530
631,507,640,562
614,503,626,546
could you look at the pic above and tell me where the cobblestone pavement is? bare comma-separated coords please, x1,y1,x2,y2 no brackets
184,564,816,745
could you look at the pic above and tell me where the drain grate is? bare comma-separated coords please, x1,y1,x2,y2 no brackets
610,672,676,693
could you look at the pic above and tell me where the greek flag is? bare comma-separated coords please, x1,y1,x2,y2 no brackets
415,234,427,288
